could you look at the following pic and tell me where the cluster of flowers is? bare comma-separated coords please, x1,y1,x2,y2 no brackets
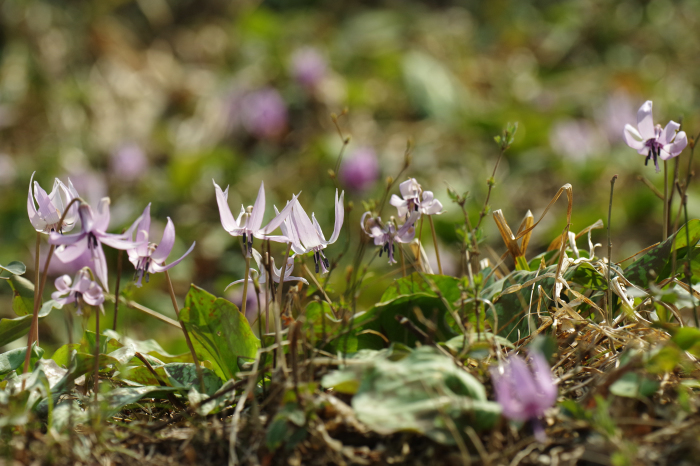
28,174,195,314
360,178,443,264
28,173,345,316
212,180,344,287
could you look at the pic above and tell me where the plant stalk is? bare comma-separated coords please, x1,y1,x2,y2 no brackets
607,175,618,325
112,249,123,331
428,215,443,275
241,255,251,320
164,270,206,393
663,160,669,241
33,232,41,344
94,304,100,402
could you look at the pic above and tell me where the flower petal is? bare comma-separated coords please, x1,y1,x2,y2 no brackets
94,198,111,233
151,241,195,273
151,218,175,262
290,199,323,249
54,237,90,262
659,120,680,146
327,189,345,245
213,180,239,232
637,100,655,140
623,124,645,151
248,181,266,233
99,232,142,250
92,244,110,292
27,172,46,232
261,193,298,234
661,131,687,160
35,182,61,228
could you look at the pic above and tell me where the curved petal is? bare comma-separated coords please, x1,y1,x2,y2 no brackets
92,244,110,292
327,189,345,245
623,124,645,151
83,284,105,307
661,131,687,160
94,198,111,232
27,172,46,232
530,352,557,406
248,181,266,232
78,204,94,233
360,211,372,235
54,237,90,262
151,241,195,273
261,193,298,235
389,194,405,208
637,100,655,140
54,274,72,293
50,231,87,247
213,180,238,232
135,230,149,257
275,204,304,252
659,120,680,146
151,218,175,262
99,232,142,250
35,182,61,228
312,214,327,242
291,199,323,249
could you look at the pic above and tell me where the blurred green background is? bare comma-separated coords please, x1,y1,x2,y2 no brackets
1,0,699,353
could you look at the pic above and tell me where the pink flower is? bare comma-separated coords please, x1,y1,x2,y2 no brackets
490,353,557,442
390,178,444,219
240,88,288,140
340,147,379,191
623,100,687,172
111,143,148,182
291,47,327,89
360,212,418,265
52,269,105,315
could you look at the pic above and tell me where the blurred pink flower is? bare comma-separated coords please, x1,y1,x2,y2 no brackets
490,353,557,442
596,91,636,143
240,88,288,140
624,100,687,172
549,119,607,162
361,212,418,265
52,269,105,315
291,47,327,89
340,147,380,192
111,143,148,182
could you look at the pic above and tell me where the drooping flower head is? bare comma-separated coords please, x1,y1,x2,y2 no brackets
281,190,344,274
225,248,308,291
490,352,557,442
213,180,297,257
623,100,687,172
49,198,142,292
27,172,80,234
390,178,444,219
340,146,380,192
361,212,418,265
126,204,196,287
51,268,105,315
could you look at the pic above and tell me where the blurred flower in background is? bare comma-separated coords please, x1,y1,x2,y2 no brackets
549,120,609,162
291,47,327,90
340,147,380,192
110,143,149,183
239,88,288,140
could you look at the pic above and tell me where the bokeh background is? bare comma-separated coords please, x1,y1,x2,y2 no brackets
1,0,699,353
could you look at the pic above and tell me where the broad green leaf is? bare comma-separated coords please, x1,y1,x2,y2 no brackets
180,285,259,381
609,372,659,398
569,262,608,291
322,346,500,444
0,262,26,276
671,327,700,356
165,363,222,395
102,329,196,363
625,220,700,287
0,344,44,376
266,403,308,451
0,300,58,347
7,275,35,316
51,400,88,432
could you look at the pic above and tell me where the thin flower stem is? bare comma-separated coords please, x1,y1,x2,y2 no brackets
607,175,618,326
241,255,251,321
164,270,206,394
683,196,698,327
32,231,41,344
663,160,669,241
23,196,83,385
94,305,100,402
112,249,123,331
428,215,443,275
301,263,337,318
275,243,293,374
399,244,406,278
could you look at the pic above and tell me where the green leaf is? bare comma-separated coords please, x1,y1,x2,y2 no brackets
0,344,45,376
0,300,58,347
625,220,700,287
164,363,222,395
180,285,260,381
671,327,700,356
102,329,197,363
7,275,35,316
609,372,659,399
321,346,500,444
0,261,26,276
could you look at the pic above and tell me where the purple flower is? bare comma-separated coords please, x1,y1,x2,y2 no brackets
213,180,297,257
111,143,148,182
623,100,687,172
225,248,308,290
126,204,196,287
291,47,327,89
340,147,380,191
48,198,142,292
361,212,418,264
240,88,288,140
490,353,557,442
51,269,105,315
283,191,344,274
390,178,444,219
27,172,80,234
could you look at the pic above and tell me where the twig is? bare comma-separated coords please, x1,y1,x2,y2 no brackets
607,175,618,326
